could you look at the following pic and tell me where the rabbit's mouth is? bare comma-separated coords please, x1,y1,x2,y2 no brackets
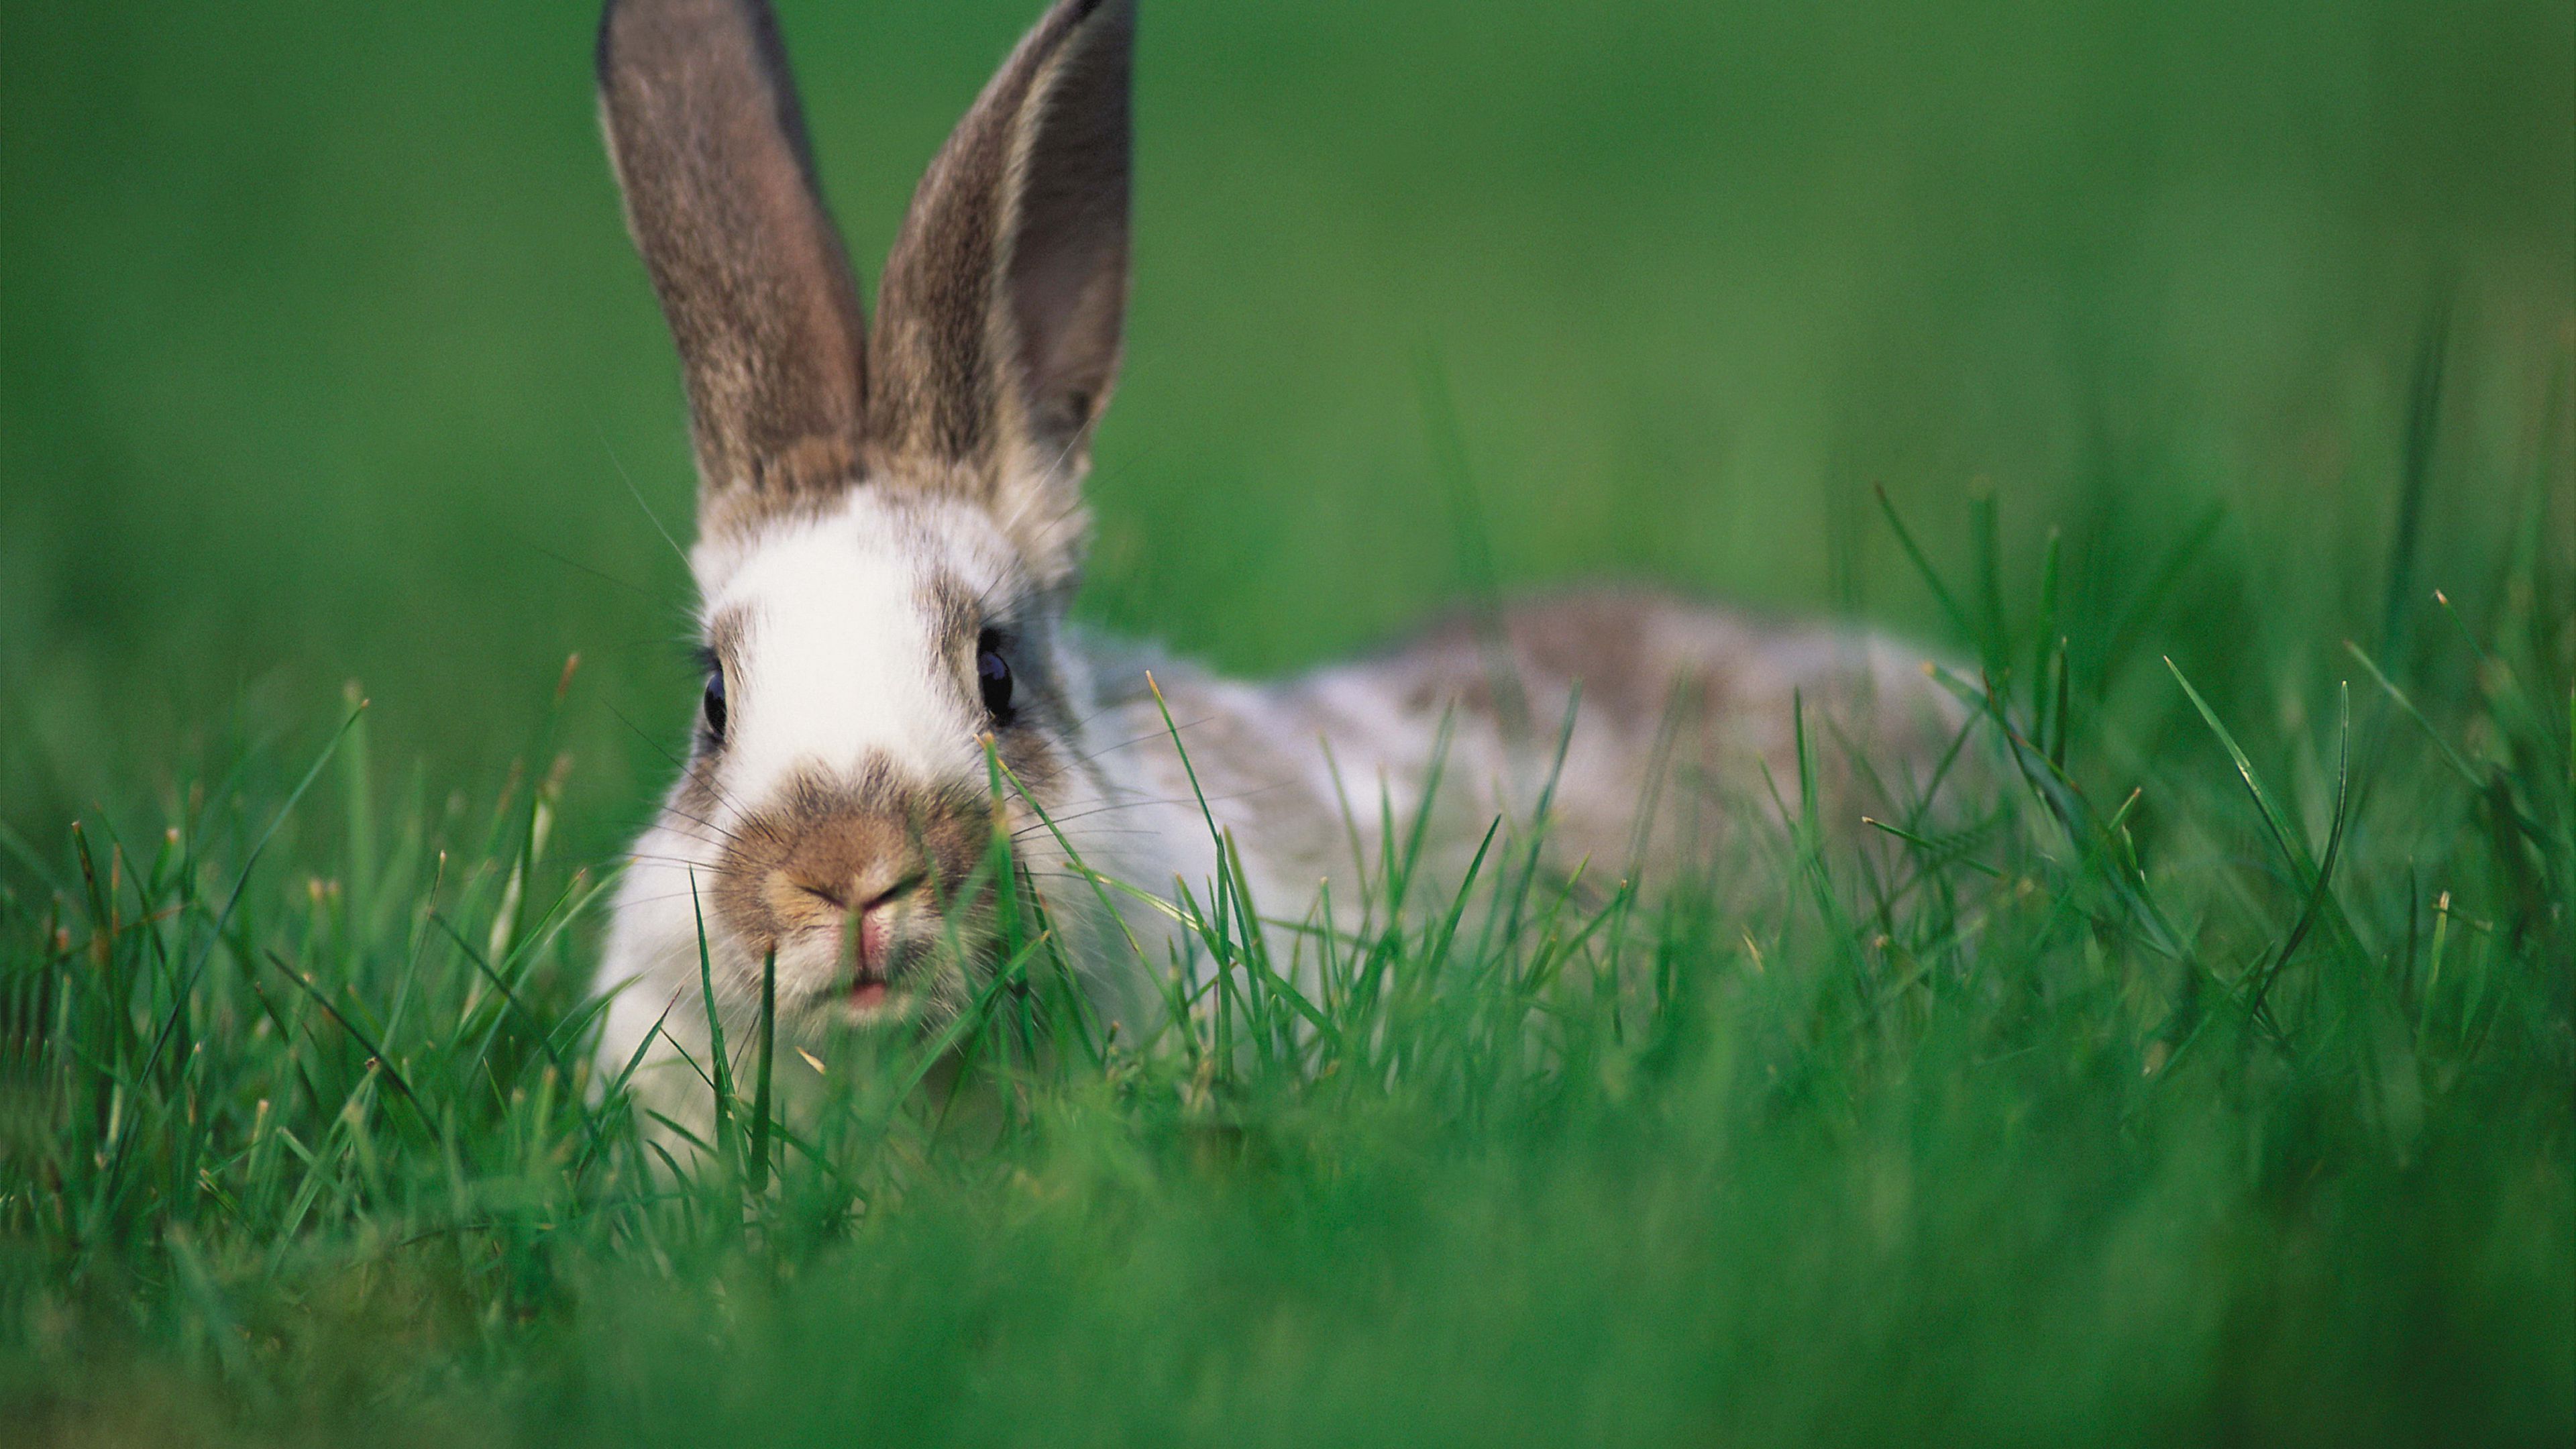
844,888,915,1014
777,878,970,1023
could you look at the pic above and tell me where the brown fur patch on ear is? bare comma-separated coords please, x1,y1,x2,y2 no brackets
997,0,1130,451
867,0,1132,489
867,54,1018,470
598,0,872,537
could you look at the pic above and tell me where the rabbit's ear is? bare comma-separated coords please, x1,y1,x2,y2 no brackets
870,0,1132,498
598,0,870,537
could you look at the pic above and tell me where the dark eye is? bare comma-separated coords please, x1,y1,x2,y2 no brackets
975,631,1015,726
701,665,728,743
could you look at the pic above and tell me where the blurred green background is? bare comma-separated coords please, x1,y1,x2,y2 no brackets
2,0,2569,854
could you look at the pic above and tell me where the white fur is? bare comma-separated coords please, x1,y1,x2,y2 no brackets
702,496,1011,803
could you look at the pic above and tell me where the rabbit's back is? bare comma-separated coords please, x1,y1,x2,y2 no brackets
1083,589,1981,925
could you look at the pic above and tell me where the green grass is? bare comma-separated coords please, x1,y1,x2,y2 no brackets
1,471,2569,1444
2,0,2573,1442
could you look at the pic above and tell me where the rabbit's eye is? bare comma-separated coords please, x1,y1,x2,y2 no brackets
975,631,1016,727
701,667,729,743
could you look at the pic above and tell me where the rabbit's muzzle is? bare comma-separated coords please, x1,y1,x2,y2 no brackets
709,763,994,1017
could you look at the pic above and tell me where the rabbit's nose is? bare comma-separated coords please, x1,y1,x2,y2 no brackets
731,764,994,945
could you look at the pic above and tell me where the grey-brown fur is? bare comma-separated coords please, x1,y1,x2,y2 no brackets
601,0,1127,566
1089,589,1974,930
597,0,871,536
869,0,1130,475
709,763,989,937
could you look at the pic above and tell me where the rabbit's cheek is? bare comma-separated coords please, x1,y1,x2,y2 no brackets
767,931,853,1007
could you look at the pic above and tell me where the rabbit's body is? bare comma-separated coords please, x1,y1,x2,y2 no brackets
1085,589,1959,927
586,0,1970,1138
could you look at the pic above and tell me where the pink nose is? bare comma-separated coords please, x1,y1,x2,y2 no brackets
784,871,920,992
853,898,897,975
847,899,905,1008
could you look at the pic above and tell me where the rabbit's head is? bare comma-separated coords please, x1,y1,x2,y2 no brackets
596,0,1133,1026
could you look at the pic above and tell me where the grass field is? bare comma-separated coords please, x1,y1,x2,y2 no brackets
2,0,2572,1442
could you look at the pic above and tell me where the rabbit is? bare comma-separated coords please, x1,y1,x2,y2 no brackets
588,0,1978,1141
